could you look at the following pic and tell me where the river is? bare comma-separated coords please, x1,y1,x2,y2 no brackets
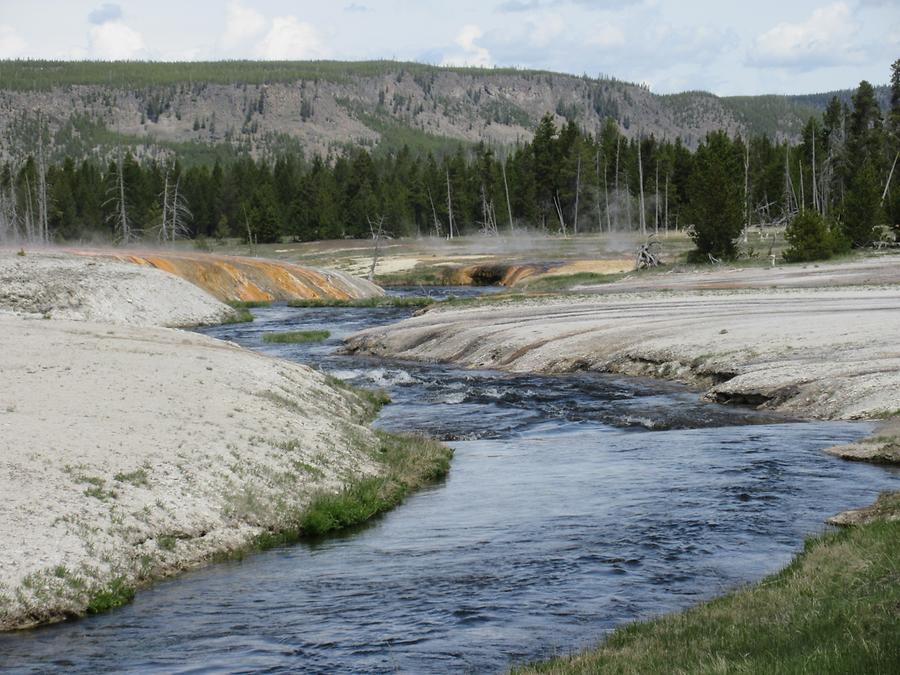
2,288,897,673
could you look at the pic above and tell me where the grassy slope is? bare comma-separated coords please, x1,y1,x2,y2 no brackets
516,492,900,674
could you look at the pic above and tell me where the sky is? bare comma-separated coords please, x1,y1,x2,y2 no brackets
0,0,897,96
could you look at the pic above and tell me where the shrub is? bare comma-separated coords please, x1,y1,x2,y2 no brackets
783,211,837,262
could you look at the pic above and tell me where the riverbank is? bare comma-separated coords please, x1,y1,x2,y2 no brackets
0,250,450,631
514,491,900,674
345,286,900,421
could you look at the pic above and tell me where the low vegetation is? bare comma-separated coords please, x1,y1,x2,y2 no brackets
516,491,900,674
299,431,453,537
262,329,330,344
227,300,273,309
221,308,254,324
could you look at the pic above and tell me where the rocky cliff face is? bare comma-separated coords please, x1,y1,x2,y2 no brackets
2,62,873,164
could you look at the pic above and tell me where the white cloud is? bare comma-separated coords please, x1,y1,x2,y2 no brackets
527,14,566,47
223,0,266,49
0,25,27,58
89,21,145,59
442,25,493,67
588,22,625,48
256,17,330,60
748,2,863,69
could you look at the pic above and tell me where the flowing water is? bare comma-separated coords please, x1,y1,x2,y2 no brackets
2,288,898,674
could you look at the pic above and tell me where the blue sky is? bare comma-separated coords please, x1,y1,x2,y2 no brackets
0,0,897,95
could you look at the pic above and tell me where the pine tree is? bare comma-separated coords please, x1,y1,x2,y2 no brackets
686,132,744,261
843,159,882,246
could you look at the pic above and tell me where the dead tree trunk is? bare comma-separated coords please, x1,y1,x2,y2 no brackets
573,153,581,235
614,134,621,230
36,113,49,244
367,214,385,281
553,192,567,237
603,155,611,232
654,160,659,235
426,187,442,237
811,131,819,214
501,161,514,232
445,169,455,240
743,142,750,243
664,172,669,235
882,151,899,207
160,168,170,242
637,135,646,236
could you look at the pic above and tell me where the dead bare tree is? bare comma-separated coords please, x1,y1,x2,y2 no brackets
664,172,669,236
168,173,192,241
614,134,621,229
882,151,899,207
426,187,442,237
367,214,386,281
479,184,498,236
105,149,134,244
36,111,49,244
501,161,514,233
553,192,567,237
811,128,819,214
635,236,662,269
445,169,455,240
573,152,581,235
654,160,660,235
743,142,750,242
160,168,170,242
637,134,646,235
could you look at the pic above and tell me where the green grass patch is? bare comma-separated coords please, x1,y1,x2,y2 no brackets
86,577,135,615
287,296,436,308
227,299,273,309
298,431,453,537
114,468,149,487
263,329,331,344
220,308,255,324
515,490,900,674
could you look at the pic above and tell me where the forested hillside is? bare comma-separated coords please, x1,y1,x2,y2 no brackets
0,60,888,166
1,60,896,260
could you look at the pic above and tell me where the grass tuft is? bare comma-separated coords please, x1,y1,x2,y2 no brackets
86,577,135,615
221,308,254,324
299,431,453,537
227,299,273,309
263,330,331,344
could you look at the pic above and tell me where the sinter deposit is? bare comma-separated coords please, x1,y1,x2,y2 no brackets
0,315,383,630
346,287,900,421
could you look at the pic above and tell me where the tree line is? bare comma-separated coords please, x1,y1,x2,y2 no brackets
1,62,897,262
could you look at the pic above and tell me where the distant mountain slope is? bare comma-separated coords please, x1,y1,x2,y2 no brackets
0,60,889,164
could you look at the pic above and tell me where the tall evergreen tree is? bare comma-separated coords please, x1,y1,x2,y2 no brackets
686,131,744,261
